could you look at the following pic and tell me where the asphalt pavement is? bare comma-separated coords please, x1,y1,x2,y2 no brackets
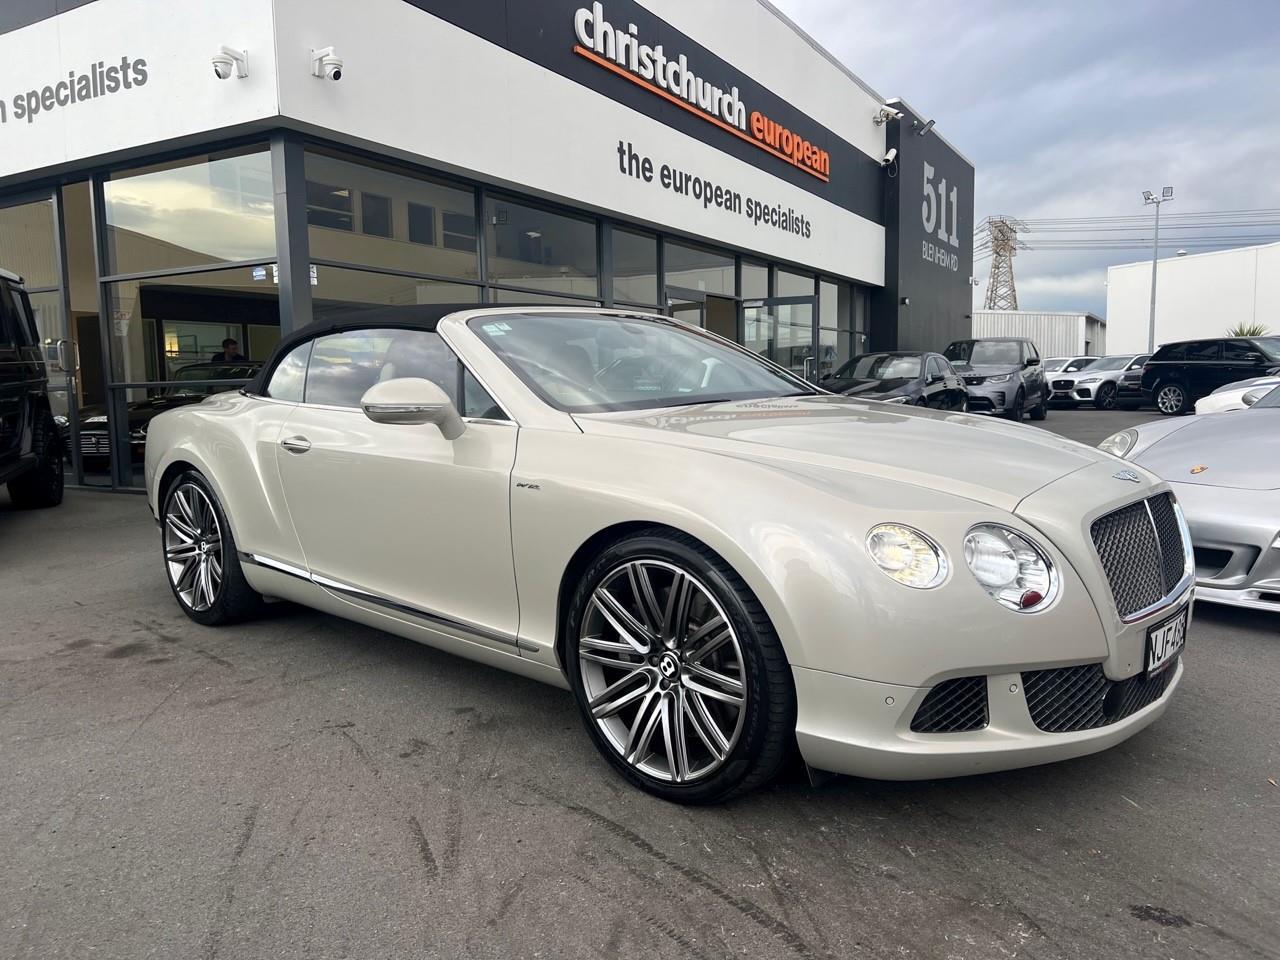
1,409,1276,960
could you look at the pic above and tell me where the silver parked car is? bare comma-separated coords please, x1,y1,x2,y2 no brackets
1050,355,1149,410
1100,385,1280,612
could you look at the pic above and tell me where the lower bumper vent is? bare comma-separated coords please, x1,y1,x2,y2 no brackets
1021,662,1174,733
910,676,989,733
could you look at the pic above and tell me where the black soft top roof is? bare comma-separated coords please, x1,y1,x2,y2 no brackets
247,302,553,395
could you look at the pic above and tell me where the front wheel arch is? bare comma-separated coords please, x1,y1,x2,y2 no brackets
553,522,793,680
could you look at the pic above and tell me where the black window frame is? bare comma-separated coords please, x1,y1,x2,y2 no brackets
407,201,437,246
360,192,393,239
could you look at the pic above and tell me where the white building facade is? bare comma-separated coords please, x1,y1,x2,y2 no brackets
0,0,974,489
971,310,1106,358
1106,242,1280,354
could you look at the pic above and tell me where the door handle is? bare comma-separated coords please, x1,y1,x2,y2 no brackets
280,435,311,454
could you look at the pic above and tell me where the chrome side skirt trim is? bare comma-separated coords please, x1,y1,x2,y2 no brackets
239,552,535,651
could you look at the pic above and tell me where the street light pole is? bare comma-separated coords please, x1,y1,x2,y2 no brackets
1143,186,1173,353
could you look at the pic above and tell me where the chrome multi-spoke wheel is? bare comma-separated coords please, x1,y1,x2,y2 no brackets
164,482,224,612
578,559,746,783
1156,383,1186,415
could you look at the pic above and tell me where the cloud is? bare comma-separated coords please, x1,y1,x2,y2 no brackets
770,0,1280,316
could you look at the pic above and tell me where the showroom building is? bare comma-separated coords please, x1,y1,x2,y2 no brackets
0,0,974,489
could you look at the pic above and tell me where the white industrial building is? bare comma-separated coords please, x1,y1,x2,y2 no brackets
971,310,1106,358
1106,241,1280,354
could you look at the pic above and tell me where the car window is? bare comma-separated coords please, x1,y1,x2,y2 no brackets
471,312,814,414
837,353,921,380
302,327,506,418
1185,341,1222,362
926,356,944,378
265,342,311,402
0,281,18,349
1088,357,1130,371
1153,343,1186,361
945,341,1020,365
8,286,37,348
1223,341,1264,362
1254,338,1280,362
1026,345,1039,363
1128,355,1150,369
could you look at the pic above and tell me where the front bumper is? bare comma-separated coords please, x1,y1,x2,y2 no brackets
795,657,1183,780
963,380,1015,415
1173,479,1280,613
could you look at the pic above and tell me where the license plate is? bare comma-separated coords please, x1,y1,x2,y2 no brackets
1146,609,1187,676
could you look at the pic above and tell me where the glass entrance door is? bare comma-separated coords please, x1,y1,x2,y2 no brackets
742,296,818,382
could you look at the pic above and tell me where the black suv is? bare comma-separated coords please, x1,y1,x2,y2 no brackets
943,337,1049,421
1141,336,1280,415
0,269,64,508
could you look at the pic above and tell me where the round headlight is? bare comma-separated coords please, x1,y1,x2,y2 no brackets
866,524,948,589
963,524,1057,612
1098,428,1137,459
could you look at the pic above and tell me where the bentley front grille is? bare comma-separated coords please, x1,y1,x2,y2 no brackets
1090,493,1187,618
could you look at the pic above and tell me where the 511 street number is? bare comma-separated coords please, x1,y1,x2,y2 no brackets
922,161,961,272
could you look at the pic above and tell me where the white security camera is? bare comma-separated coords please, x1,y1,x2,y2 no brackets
873,105,903,126
881,148,898,167
915,119,936,136
212,46,248,80
311,46,344,81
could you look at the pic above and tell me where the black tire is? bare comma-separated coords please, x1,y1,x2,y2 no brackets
8,410,64,509
1094,382,1118,410
1029,389,1048,421
161,470,264,626
1154,380,1191,416
565,529,795,804
1006,389,1025,421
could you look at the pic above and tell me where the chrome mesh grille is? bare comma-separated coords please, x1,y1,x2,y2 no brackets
910,676,989,733
1022,663,1174,732
1090,494,1186,617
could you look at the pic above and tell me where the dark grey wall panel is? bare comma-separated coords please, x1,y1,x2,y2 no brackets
0,0,99,35
870,102,974,351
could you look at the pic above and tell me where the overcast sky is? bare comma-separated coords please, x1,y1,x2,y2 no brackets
770,0,1280,316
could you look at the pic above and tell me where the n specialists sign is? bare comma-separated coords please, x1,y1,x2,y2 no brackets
572,2,831,182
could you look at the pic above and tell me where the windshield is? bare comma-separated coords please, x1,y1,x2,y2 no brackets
1252,384,1280,409
1254,338,1280,362
831,353,921,381
164,364,258,396
1043,358,1067,371
944,340,1021,365
1086,356,1133,372
469,312,816,413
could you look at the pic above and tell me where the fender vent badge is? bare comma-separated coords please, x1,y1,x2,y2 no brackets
1112,469,1142,483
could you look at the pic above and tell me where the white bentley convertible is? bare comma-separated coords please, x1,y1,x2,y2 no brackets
146,307,1193,802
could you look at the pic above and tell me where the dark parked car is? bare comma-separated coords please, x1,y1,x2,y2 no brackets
0,268,63,508
1115,354,1153,407
943,337,1048,421
819,351,967,410
1140,337,1280,415
76,360,260,470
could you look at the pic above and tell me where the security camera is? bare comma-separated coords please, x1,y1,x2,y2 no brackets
311,46,343,81
914,118,936,136
873,105,903,126
212,46,248,80
881,148,898,167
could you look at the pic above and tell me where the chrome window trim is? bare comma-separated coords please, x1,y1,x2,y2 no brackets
239,552,534,651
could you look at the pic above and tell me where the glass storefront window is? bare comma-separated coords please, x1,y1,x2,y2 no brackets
611,227,657,305
776,269,814,298
304,151,480,280
664,241,734,296
741,260,768,300
103,147,276,275
106,266,281,383
310,265,479,325
0,199,58,288
490,288,600,306
485,195,598,297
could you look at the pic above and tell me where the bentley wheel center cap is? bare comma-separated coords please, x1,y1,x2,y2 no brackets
659,653,680,680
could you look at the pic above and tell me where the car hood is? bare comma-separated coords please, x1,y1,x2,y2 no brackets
951,363,1020,377
1132,409,1280,490
574,395,1111,511
819,376,912,397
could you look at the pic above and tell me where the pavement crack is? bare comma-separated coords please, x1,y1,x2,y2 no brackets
407,815,441,880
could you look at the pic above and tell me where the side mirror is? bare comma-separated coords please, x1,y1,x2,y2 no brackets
360,377,466,440
1024,357,1038,368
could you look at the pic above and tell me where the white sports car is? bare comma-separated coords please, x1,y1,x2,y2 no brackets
1194,376,1280,415
145,306,1193,802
